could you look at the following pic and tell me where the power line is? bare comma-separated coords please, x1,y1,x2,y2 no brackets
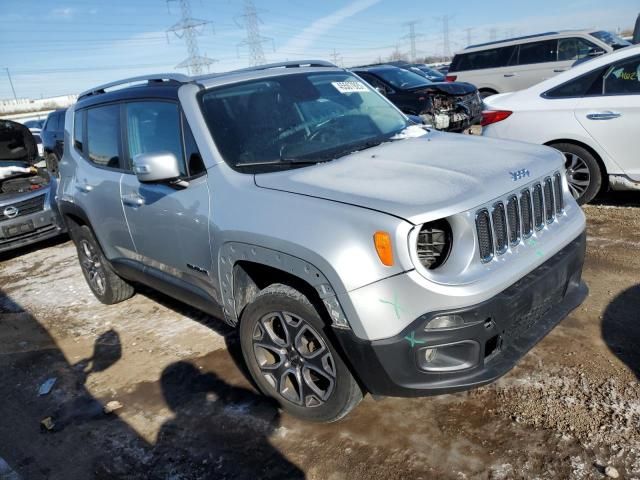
236,0,272,66
4,68,17,101
166,0,216,75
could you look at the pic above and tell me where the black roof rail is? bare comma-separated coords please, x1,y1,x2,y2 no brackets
196,60,338,81
78,73,190,100
465,31,559,50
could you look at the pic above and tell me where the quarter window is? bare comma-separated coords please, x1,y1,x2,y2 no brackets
87,105,121,168
125,102,186,176
74,110,84,152
517,40,557,65
604,56,640,95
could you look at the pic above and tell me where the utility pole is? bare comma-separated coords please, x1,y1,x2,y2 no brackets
329,48,343,67
166,0,216,75
236,0,272,66
4,68,17,101
402,20,421,62
464,27,473,47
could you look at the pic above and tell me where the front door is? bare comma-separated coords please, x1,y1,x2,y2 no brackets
575,54,640,180
119,100,214,294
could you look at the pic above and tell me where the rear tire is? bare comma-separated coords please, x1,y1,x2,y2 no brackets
239,284,362,422
71,225,135,304
45,152,60,178
550,142,603,205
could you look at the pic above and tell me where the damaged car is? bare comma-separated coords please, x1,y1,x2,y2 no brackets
0,119,64,254
351,64,481,131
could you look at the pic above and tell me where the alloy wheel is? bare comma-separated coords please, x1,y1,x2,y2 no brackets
79,239,106,295
252,311,336,408
564,152,591,200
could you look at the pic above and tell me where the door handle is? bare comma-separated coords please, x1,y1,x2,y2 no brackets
503,73,516,77
75,183,94,193
121,193,145,207
586,111,621,120
553,69,566,73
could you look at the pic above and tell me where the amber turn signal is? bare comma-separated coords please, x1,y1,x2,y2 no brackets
373,231,394,266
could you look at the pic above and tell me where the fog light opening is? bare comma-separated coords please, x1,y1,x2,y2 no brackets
424,314,464,331
424,348,438,363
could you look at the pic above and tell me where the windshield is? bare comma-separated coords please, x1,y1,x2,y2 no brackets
199,71,410,171
591,30,631,49
373,67,430,89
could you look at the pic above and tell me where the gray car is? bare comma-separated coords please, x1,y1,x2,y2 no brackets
58,61,587,422
0,120,64,254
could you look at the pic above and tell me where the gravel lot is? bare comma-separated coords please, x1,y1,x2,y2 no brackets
0,194,639,480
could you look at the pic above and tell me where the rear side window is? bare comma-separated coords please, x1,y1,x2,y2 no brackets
451,46,516,71
125,101,186,176
604,56,640,95
87,105,121,168
517,39,557,65
557,37,599,61
44,113,58,131
74,110,84,152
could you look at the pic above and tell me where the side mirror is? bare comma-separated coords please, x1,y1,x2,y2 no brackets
133,151,181,183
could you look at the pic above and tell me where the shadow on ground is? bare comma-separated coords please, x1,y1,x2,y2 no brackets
602,284,640,380
593,191,640,208
0,287,304,479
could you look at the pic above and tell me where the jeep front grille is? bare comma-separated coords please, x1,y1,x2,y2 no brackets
475,172,564,263
491,202,508,254
0,194,45,223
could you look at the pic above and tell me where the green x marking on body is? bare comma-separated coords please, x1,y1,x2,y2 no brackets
379,292,405,320
404,331,425,348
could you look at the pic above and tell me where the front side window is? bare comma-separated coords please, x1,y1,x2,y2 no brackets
87,105,120,168
74,110,84,152
558,37,600,61
604,56,640,95
199,72,409,172
125,101,186,176
518,39,558,65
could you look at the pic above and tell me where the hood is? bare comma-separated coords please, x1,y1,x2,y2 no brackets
0,119,38,166
254,132,564,225
411,81,477,96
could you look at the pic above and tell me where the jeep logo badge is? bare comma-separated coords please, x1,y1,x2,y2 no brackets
510,169,530,181
3,206,19,219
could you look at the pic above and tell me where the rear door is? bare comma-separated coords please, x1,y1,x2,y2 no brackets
575,54,640,180
71,104,136,261
508,39,560,90
119,100,213,293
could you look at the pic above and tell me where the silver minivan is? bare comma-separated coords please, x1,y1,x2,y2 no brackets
447,30,631,97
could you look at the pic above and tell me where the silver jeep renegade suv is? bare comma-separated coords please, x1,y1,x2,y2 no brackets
58,61,587,422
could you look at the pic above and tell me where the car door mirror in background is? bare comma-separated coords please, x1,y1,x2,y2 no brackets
133,151,182,183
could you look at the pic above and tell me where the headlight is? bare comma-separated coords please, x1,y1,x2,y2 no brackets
416,219,452,269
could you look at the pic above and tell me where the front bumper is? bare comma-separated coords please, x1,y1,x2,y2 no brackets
334,231,587,397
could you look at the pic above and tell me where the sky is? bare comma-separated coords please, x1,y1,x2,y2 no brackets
0,0,637,100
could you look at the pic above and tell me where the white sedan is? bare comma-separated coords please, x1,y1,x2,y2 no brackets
482,44,640,204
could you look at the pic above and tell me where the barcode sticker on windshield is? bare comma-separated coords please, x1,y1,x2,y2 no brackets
331,81,369,93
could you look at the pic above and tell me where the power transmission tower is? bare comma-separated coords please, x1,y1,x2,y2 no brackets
166,0,216,75
236,0,272,66
329,48,343,67
434,15,454,59
4,68,17,101
464,27,473,47
402,20,421,62
488,27,497,41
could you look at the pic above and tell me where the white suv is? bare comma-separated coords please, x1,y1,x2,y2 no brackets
447,30,630,97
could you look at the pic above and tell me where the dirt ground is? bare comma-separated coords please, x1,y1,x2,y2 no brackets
1,193,639,480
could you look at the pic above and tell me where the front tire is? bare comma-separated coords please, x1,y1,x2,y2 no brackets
71,225,135,304
239,284,362,422
550,142,603,205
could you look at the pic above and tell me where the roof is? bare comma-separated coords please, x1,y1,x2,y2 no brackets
462,29,597,52
76,60,340,106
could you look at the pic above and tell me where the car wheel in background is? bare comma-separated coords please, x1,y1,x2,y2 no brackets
550,142,603,205
46,153,60,178
71,225,135,304
479,89,497,100
239,283,363,422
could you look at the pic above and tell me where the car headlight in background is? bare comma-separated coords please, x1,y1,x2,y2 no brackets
416,219,452,269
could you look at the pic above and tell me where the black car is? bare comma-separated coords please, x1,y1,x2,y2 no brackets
41,108,66,176
385,61,447,82
351,65,481,132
